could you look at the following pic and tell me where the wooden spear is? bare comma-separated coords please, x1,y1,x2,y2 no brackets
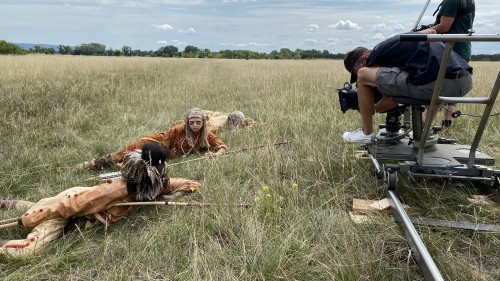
0,217,18,224
90,140,291,181
0,221,19,230
114,201,251,208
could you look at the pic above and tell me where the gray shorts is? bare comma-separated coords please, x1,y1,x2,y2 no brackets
375,67,473,100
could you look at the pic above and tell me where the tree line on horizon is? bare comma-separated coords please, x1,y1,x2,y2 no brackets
1,39,499,61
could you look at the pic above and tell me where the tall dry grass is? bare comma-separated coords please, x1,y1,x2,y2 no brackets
0,54,499,280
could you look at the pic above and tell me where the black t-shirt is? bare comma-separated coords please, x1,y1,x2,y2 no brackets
366,34,472,85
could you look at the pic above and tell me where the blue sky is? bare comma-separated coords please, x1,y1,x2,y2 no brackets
1,0,498,54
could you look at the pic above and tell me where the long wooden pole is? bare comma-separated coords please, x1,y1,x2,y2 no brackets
91,140,291,181
114,201,251,208
0,217,18,224
0,221,19,230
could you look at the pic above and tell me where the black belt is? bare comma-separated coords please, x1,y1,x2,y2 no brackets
445,69,469,79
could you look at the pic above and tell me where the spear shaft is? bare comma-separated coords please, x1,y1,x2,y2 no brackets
0,221,19,230
92,140,291,181
0,217,18,224
114,201,250,208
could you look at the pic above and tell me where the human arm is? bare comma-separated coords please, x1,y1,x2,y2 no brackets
420,16,454,34
159,177,201,196
113,129,174,165
423,0,460,34
205,132,227,158
428,16,455,33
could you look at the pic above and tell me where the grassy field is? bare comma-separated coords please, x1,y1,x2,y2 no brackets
1,55,499,280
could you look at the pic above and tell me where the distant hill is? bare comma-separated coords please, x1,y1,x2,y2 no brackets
14,43,60,50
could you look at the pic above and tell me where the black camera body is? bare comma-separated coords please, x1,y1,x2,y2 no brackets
337,82,359,113
337,82,384,113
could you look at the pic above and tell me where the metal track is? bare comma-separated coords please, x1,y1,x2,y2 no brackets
386,189,445,281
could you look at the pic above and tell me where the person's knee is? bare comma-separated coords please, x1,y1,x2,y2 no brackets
357,68,376,86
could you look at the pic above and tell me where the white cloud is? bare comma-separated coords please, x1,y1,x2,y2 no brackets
153,24,174,31
302,39,319,46
179,27,196,33
222,0,256,2
219,42,270,48
393,24,406,32
304,24,319,33
365,33,385,40
329,20,361,31
327,37,340,46
2,0,498,54
156,39,188,46
474,21,496,28
248,42,271,47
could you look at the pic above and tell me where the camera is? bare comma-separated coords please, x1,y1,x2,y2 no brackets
337,82,384,113
337,82,359,113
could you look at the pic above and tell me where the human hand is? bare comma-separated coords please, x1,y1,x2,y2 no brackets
205,149,225,158
205,152,217,158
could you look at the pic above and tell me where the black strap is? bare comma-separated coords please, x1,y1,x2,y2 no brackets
432,1,444,16
433,0,475,17
458,0,475,17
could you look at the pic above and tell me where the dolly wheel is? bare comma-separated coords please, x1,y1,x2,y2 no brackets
493,176,500,190
387,171,398,191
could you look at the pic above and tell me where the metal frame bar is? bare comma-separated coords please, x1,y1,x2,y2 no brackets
399,34,500,167
468,72,500,168
417,41,454,165
386,189,445,281
413,0,432,30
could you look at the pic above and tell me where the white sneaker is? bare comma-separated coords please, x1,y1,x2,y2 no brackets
343,129,375,143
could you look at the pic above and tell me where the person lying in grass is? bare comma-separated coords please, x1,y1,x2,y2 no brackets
77,108,227,170
1,143,200,257
173,110,256,133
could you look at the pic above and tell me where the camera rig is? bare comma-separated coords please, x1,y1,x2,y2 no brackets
339,33,500,281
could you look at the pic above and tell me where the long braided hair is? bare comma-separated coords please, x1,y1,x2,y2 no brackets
121,143,169,201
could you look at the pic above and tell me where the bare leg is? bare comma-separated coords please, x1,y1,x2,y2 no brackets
356,67,380,134
442,104,454,127
375,96,399,113
1,218,68,257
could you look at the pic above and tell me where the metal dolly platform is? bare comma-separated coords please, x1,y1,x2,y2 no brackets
364,33,500,281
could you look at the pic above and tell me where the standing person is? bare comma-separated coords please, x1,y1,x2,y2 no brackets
77,108,227,170
421,0,475,128
342,34,473,143
1,143,201,257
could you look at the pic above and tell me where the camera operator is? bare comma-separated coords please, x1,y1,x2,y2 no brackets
342,34,473,143
419,0,476,128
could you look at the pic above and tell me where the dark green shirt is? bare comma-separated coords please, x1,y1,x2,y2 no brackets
435,0,475,61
